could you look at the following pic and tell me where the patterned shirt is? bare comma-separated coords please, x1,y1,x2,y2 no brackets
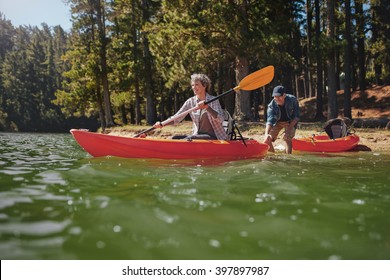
171,93,228,140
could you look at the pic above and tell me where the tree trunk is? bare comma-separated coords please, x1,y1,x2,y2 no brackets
314,0,324,121
371,5,382,85
95,0,114,127
234,1,252,121
326,0,338,119
234,56,252,121
120,105,128,125
370,4,382,85
293,64,300,98
263,86,270,122
134,76,141,125
343,0,352,119
95,87,106,130
142,0,156,125
132,0,142,125
306,0,313,98
221,66,236,115
142,37,156,125
129,103,135,124
355,0,366,91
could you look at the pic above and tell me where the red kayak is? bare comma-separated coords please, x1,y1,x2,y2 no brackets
292,134,360,152
70,129,268,160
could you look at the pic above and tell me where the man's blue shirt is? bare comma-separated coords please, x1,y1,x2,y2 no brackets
266,94,300,126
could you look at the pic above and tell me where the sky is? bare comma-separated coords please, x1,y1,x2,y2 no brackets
0,0,72,30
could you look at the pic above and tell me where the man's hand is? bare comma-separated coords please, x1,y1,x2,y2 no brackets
263,134,273,143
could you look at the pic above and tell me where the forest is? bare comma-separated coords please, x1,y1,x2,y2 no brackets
0,0,389,132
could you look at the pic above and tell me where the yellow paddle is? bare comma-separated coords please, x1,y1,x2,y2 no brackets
134,65,274,137
232,65,275,91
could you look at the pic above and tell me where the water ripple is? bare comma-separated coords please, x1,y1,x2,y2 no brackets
0,132,389,260
0,220,71,236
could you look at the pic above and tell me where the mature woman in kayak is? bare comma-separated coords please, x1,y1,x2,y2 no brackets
153,74,228,140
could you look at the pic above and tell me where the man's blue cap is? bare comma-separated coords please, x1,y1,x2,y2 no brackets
272,85,285,97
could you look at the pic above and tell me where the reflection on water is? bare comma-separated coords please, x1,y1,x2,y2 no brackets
0,132,389,259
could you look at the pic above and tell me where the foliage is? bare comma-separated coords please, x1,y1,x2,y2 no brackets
0,1,389,131
0,21,68,131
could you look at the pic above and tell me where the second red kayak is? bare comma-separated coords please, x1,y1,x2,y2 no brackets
70,129,269,160
292,134,360,152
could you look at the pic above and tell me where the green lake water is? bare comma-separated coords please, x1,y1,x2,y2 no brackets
0,132,389,260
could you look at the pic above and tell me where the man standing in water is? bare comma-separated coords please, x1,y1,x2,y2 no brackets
263,85,300,154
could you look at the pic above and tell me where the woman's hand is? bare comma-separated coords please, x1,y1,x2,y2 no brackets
153,121,163,128
197,100,208,109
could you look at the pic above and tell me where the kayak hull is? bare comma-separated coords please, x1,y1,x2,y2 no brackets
292,134,360,152
70,129,269,160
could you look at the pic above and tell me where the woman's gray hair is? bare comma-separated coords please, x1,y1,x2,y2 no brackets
191,73,211,93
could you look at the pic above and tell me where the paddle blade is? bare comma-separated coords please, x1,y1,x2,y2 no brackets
234,65,274,91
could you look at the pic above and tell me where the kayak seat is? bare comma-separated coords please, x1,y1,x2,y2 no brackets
323,118,350,139
223,109,236,140
223,110,248,144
